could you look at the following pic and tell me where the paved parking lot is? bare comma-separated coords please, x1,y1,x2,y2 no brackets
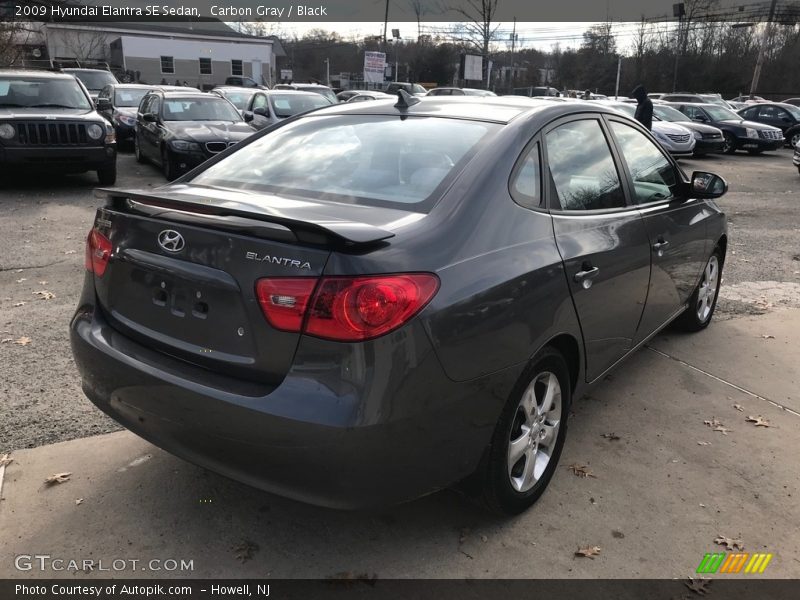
1,147,799,579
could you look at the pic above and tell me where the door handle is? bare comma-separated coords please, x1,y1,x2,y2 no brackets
653,239,670,256
572,263,600,288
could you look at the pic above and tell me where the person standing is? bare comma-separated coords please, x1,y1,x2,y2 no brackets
631,84,653,131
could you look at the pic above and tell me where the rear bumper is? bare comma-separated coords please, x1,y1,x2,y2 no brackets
70,286,516,509
0,144,116,171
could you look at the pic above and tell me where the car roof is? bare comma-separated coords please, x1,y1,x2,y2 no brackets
303,96,623,125
112,83,161,89
0,69,74,80
61,68,111,73
212,86,256,91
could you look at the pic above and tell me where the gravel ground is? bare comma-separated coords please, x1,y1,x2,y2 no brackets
1,148,798,451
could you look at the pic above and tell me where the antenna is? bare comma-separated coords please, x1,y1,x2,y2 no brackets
394,89,420,110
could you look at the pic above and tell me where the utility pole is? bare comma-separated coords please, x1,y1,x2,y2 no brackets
671,3,685,93
383,0,389,46
510,17,517,87
614,56,621,99
749,0,778,97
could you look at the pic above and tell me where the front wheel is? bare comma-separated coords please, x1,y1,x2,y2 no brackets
97,164,117,185
480,348,571,515
722,132,736,154
673,249,723,332
788,131,800,148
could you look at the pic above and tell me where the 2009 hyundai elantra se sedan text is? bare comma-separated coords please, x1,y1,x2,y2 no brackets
71,94,728,514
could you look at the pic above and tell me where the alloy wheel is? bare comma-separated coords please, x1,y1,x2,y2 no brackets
507,371,562,493
696,255,719,323
790,132,800,148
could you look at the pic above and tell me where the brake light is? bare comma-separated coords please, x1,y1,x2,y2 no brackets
84,228,112,277
255,274,439,341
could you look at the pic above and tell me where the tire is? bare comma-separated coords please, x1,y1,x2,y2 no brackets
788,131,800,149
96,163,117,185
673,248,723,332
162,146,178,181
134,134,145,163
480,347,571,515
722,132,736,154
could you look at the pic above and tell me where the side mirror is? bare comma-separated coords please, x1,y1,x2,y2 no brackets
96,98,111,111
142,113,157,123
693,115,708,123
243,111,254,122
690,171,728,199
253,106,267,117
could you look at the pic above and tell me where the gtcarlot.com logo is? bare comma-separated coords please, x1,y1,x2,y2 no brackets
15,554,194,572
696,552,773,574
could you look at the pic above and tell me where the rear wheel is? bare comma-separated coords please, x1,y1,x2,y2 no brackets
722,132,736,154
673,248,723,332
789,131,800,148
480,348,570,515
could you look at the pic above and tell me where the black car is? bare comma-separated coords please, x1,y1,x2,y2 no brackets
0,69,117,184
71,96,727,514
652,104,725,155
96,83,156,144
737,102,800,148
61,68,118,102
667,102,784,154
134,90,256,180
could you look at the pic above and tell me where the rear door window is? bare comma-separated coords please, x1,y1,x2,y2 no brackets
545,119,626,211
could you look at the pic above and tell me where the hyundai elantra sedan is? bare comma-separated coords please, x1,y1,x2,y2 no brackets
71,95,728,514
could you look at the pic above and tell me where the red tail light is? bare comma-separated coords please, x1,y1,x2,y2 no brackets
256,273,439,341
84,228,112,277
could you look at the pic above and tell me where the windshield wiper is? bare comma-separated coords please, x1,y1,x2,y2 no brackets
29,103,84,109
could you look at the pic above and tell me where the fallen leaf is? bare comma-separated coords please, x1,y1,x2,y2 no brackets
64,250,77,255
75,498,83,505
745,415,771,427
13,302,25,307
589,497,597,505
567,464,597,478
0,338,12,344
0,453,13,467
761,334,775,339
712,425,731,435
12,336,31,346
601,432,621,440
15,278,26,283
38,280,48,285
233,539,259,563
733,404,744,412
697,441,711,446
44,472,72,485
703,417,722,427
699,503,706,508
685,578,712,595
714,535,744,551
575,545,601,559
32,290,55,300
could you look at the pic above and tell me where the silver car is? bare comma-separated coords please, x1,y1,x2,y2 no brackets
242,90,333,130
607,102,696,157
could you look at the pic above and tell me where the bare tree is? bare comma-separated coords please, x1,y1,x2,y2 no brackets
409,0,426,42
450,0,500,85
0,20,37,67
59,28,109,64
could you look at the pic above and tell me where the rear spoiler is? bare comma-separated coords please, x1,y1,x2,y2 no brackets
95,188,395,247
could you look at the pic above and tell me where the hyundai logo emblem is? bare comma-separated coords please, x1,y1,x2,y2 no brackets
157,229,185,252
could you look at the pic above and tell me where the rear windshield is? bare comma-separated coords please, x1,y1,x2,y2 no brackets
115,88,149,107
270,93,331,117
189,115,499,209
161,97,242,121
68,70,116,91
220,90,255,110
0,76,91,110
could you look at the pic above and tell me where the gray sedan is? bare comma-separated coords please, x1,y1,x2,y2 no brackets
71,96,727,514
242,89,332,130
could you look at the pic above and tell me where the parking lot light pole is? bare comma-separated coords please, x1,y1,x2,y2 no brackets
749,0,778,98
324,58,330,87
